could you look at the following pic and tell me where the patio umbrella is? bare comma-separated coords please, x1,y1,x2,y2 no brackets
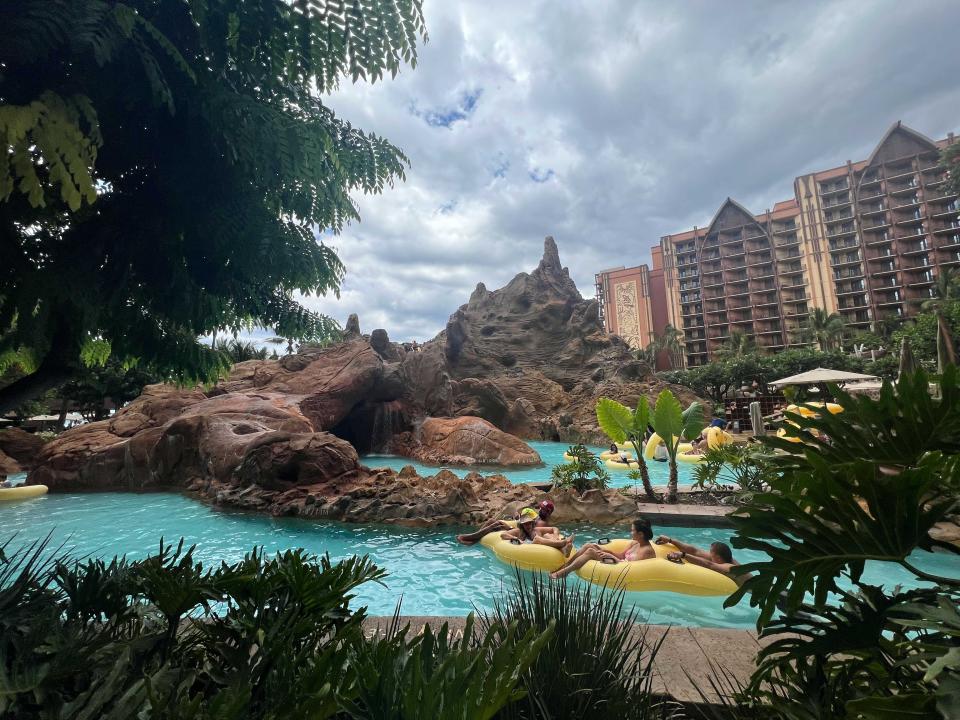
770,367,878,389
898,337,918,380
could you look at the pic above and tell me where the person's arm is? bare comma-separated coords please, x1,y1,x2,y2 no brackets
656,535,708,559
675,553,731,575
600,541,635,561
500,528,520,540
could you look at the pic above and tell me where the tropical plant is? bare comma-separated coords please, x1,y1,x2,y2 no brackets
551,444,609,493
713,330,757,361
719,368,960,718
940,138,960,196
658,323,685,369
478,571,673,719
214,338,269,364
807,308,845,351
650,390,705,503
596,396,658,501
921,269,960,374
691,442,777,503
0,537,551,719
344,612,550,720
0,0,427,413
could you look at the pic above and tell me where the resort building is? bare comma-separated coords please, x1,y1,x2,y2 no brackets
596,121,959,368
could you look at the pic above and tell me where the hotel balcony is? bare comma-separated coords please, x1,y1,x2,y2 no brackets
774,233,801,247
930,203,960,219
828,237,859,252
858,201,886,214
892,196,922,210
830,253,862,267
932,220,960,234
825,224,857,239
833,267,865,280
861,219,891,233
772,224,798,235
899,240,931,256
935,234,960,251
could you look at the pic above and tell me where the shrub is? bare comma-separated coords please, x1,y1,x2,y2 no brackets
479,571,675,719
0,537,550,719
692,443,778,503
551,444,609,493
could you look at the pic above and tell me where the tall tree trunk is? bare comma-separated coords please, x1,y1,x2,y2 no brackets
667,459,679,504
629,439,658,502
56,397,69,431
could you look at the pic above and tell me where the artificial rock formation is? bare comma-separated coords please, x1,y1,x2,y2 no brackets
0,427,46,475
391,416,542,466
27,236,704,525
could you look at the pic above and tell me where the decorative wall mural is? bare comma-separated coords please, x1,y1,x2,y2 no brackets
614,281,641,348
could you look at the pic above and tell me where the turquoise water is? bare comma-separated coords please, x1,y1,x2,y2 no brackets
4,491,958,629
363,440,698,490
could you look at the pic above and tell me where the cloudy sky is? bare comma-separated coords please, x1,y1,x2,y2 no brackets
300,0,960,342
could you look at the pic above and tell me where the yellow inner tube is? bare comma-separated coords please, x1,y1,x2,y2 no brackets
604,457,644,471
705,426,732,449
777,402,844,442
0,484,48,502
643,433,693,460
479,521,567,572
574,539,737,596
676,452,703,464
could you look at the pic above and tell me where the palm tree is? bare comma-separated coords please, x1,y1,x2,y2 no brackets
922,269,960,373
714,330,756,360
807,308,844,351
656,324,684,369
214,339,269,363
266,336,296,356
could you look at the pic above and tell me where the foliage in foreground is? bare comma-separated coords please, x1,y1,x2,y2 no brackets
551,443,609,493
0,0,427,412
479,571,674,719
715,368,960,718
0,538,550,719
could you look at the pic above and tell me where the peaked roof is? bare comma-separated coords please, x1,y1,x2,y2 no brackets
862,121,939,170
704,197,763,236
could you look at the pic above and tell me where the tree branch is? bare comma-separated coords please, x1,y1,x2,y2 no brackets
0,362,75,415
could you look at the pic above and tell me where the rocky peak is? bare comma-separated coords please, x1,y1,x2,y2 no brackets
344,313,361,338
530,236,580,299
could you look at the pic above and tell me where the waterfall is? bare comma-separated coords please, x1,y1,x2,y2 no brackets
370,400,405,452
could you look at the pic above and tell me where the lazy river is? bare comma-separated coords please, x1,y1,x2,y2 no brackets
5,489,959,629
362,440,700,490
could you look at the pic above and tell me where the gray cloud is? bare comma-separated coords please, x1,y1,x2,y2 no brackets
304,0,960,341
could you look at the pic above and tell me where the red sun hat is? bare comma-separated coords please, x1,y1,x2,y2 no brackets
538,500,555,515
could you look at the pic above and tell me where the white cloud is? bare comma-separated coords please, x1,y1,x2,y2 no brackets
303,0,960,341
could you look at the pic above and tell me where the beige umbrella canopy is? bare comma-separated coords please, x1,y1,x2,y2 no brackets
770,367,878,388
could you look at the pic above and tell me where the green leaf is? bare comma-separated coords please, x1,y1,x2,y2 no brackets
681,400,705,443
595,397,631,443
845,693,940,719
652,390,683,448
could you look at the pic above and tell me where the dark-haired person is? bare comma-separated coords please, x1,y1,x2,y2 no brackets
655,535,751,587
549,518,655,580
457,499,557,545
499,508,575,556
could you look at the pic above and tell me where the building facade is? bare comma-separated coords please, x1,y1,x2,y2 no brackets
595,121,959,368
